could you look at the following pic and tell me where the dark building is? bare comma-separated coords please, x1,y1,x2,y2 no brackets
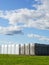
35,43,49,55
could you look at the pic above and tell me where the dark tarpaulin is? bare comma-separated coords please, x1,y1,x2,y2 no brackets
35,43,49,55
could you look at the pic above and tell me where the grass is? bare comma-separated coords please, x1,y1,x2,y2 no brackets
0,54,49,65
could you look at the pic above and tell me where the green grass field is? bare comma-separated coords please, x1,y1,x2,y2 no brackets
0,54,49,65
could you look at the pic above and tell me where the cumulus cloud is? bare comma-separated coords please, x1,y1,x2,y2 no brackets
27,34,49,42
0,26,23,35
0,0,49,30
0,0,49,35
6,30,23,35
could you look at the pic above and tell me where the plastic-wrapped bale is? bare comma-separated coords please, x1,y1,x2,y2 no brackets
30,44,35,55
25,44,30,55
8,45,12,54
14,44,19,55
11,44,15,54
19,44,25,55
4,45,8,54
0,45,1,54
1,45,4,54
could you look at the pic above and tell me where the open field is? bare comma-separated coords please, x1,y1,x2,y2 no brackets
0,54,49,65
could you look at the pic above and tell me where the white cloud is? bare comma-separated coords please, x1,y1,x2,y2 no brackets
0,0,49,32
0,26,22,35
27,34,49,42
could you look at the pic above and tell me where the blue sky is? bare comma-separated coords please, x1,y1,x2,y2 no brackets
0,0,49,44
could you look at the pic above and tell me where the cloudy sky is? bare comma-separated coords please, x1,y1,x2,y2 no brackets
0,0,49,44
